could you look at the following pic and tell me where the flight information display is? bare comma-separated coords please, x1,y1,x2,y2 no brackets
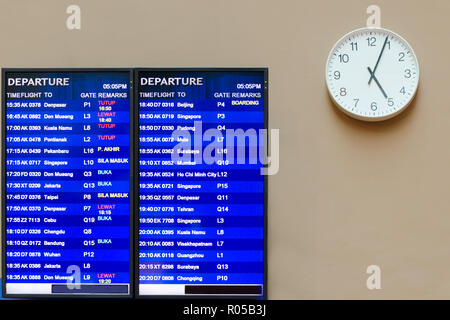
136,69,267,297
2,69,132,297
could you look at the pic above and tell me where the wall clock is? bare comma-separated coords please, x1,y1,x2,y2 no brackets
326,27,419,121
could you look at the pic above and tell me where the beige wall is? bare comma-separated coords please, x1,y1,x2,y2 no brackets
1,0,450,299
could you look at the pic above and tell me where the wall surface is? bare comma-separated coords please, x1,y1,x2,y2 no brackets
0,0,449,299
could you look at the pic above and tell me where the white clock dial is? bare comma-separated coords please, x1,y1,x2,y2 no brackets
326,27,419,121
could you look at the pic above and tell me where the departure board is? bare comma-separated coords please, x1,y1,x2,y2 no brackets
136,69,267,297
2,69,132,297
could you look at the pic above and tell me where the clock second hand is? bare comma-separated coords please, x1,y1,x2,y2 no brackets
367,67,388,99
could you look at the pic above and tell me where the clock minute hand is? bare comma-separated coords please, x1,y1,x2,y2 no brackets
367,67,388,99
368,35,389,85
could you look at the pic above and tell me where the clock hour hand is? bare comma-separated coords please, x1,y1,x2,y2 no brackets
368,35,389,85
367,67,388,99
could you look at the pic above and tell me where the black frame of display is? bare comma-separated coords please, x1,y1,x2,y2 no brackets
1,67,268,299
1,68,135,298
133,68,268,299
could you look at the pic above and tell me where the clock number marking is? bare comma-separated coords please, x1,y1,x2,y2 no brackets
340,87,347,96
334,71,341,80
339,54,349,63
367,37,376,47
354,99,359,107
400,87,406,95
371,102,377,111
404,69,411,78
399,52,405,62
388,98,394,106
350,42,358,51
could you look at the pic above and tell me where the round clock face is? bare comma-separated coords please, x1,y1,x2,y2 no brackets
326,27,419,121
